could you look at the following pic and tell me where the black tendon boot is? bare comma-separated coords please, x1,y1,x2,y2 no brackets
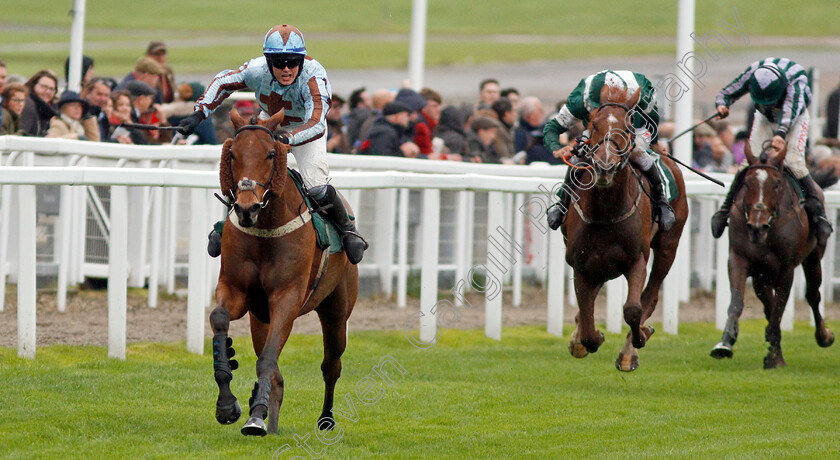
642,165,676,231
711,167,748,239
309,184,368,264
207,220,224,258
547,166,577,230
798,175,834,246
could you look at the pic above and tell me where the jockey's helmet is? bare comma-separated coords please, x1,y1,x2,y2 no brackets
263,24,307,57
748,64,788,106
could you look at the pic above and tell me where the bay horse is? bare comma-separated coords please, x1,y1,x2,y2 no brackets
710,141,834,368
209,108,358,436
562,85,688,372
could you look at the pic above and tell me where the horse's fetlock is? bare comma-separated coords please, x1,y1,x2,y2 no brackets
623,304,643,326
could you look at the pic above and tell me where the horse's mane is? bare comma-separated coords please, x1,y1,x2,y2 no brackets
602,84,630,105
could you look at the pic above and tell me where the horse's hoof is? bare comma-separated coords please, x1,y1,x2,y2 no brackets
216,400,241,425
710,342,733,359
241,416,268,437
817,330,835,348
568,341,589,359
615,352,639,372
318,416,336,432
763,354,786,370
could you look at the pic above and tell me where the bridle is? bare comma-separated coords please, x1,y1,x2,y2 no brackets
580,102,636,172
229,124,278,209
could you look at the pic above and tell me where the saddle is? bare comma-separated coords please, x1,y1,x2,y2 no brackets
286,168,347,255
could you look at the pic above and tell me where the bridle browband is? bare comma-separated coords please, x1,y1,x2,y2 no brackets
230,124,278,209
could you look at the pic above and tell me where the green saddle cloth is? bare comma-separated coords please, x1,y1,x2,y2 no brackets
287,168,346,255
648,152,679,202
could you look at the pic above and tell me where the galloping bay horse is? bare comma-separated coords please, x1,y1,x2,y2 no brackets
563,85,688,372
711,142,834,368
209,109,358,436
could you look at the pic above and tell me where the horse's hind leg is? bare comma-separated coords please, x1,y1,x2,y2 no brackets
315,292,350,431
249,314,285,435
802,250,835,348
711,254,749,359
210,306,242,425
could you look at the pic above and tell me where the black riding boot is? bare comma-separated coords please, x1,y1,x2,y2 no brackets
798,175,834,246
641,165,676,231
547,166,577,230
309,184,368,264
208,220,224,258
711,167,748,239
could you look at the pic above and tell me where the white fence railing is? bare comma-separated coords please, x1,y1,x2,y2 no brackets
1,137,837,360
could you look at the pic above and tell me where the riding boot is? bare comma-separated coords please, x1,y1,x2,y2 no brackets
711,167,748,239
208,220,224,258
547,166,577,230
641,165,676,232
309,184,368,264
798,175,834,246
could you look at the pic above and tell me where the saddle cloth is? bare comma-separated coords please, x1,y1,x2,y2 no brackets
287,168,346,255
647,152,679,202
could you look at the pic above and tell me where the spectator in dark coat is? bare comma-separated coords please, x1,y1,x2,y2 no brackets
358,102,419,157
436,106,469,158
20,70,58,136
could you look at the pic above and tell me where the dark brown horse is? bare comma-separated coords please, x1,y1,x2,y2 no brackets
711,142,834,368
562,85,688,372
209,109,358,436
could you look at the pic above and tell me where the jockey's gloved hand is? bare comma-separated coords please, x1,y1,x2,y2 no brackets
176,111,205,135
572,130,590,157
274,132,291,144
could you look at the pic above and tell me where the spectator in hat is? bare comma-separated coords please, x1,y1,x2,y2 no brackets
116,57,165,103
146,41,176,103
124,80,160,144
436,106,469,159
358,101,419,157
1,82,27,135
46,90,99,141
395,88,429,155
63,55,95,90
20,70,58,136
467,115,502,163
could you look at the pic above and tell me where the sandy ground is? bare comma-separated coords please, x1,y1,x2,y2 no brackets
1,283,835,348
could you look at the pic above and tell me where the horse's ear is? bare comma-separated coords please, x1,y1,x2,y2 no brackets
230,109,246,131
744,140,757,165
627,87,641,107
263,109,285,132
270,140,288,194
220,139,235,196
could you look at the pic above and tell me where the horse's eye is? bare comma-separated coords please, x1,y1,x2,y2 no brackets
266,149,276,160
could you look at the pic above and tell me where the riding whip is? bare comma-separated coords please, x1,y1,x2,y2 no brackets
663,113,725,187
667,113,720,144
119,122,182,131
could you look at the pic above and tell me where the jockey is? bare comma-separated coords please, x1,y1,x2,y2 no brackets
710,57,833,245
177,24,367,264
543,70,676,231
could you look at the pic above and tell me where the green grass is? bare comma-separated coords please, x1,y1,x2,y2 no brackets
1,0,839,78
2,322,839,459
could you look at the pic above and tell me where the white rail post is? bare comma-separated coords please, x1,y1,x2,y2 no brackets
56,183,73,312
678,199,692,303
453,191,470,306
148,187,163,308
419,189,440,342
606,278,625,334
17,184,37,358
512,193,524,307
187,188,207,354
781,271,795,331
374,188,396,297
696,199,715,291
408,0,428,90
823,207,837,304
108,185,128,360
485,191,504,340
546,228,565,337
397,188,409,308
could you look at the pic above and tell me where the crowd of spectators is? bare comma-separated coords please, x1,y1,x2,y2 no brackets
4,49,840,178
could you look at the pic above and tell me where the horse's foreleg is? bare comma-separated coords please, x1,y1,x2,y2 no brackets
315,295,349,431
803,250,835,348
624,256,649,349
571,275,604,355
241,299,298,437
711,254,749,359
249,314,285,435
210,306,242,425
763,271,793,369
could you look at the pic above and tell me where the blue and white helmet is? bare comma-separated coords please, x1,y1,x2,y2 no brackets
263,24,307,56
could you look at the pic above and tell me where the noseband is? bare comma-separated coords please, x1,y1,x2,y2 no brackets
231,124,278,209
